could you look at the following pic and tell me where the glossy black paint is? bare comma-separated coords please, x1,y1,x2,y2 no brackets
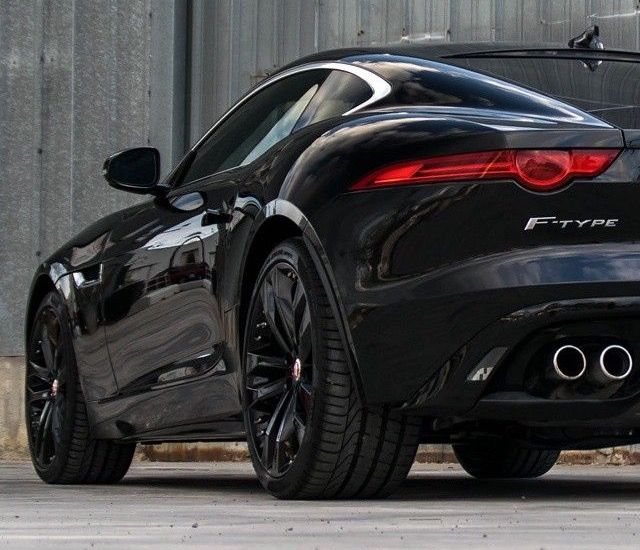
103,147,162,194
25,43,640,447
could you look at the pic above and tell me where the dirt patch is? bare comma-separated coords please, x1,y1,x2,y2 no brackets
137,442,250,462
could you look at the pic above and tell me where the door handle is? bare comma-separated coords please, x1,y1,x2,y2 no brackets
202,208,233,226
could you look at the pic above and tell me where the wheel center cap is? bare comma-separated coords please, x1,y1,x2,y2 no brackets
291,358,302,382
51,379,59,398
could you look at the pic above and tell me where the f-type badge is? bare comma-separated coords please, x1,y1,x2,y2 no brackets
525,216,619,231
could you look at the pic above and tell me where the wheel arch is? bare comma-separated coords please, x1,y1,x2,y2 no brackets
239,199,365,401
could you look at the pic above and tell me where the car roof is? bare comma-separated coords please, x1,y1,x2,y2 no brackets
281,42,566,69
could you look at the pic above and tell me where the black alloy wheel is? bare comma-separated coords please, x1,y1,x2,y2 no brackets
243,239,420,500
26,291,135,484
26,304,67,469
245,260,313,476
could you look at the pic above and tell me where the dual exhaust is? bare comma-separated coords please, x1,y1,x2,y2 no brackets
552,344,633,384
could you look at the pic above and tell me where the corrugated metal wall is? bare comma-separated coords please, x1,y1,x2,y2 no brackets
0,0,183,355
2,0,640,354
187,0,640,142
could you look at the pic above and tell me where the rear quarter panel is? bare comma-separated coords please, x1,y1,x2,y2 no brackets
280,109,628,405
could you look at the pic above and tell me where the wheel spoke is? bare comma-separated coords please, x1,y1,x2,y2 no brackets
35,400,52,463
261,276,292,353
27,388,50,404
293,413,306,445
52,395,65,446
246,352,288,377
272,269,296,348
53,348,65,383
297,381,312,416
40,326,56,373
28,361,50,382
261,390,291,471
248,377,288,407
292,276,305,313
274,394,296,473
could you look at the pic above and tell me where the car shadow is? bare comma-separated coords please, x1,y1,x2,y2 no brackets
394,472,640,502
120,467,640,502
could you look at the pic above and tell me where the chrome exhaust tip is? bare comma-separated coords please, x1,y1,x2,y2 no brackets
599,345,633,381
552,345,587,381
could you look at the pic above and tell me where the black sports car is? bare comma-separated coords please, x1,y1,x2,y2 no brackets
25,40,640,499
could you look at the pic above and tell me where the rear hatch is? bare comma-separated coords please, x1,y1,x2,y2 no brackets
445,48,640,147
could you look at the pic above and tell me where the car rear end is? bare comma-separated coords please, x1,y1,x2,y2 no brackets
306,48,640,448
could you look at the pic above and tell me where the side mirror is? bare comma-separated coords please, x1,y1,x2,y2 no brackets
103,147,161,194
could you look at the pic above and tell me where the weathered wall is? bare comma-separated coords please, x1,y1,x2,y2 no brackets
0,0,185,356
0,358,27,459
187,0,640,142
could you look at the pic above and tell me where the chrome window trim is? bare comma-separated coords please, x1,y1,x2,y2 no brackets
189,61,392,153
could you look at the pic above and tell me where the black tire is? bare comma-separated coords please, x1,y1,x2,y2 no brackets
25,291,135,484
453,440,559,479
242,238,420,499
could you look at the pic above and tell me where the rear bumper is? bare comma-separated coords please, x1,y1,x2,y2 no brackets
322,235,640,424
469,389,640,426
401,294,640,427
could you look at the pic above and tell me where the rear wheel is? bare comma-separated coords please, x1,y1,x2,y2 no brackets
26,291,135,484
242,238,420,499
453,440,559,479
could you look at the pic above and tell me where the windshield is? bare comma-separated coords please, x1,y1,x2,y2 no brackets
455,55,640,129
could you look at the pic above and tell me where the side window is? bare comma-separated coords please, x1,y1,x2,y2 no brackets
180,70,330,185
296,70,373,129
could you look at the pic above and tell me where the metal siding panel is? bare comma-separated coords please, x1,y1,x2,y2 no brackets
149,0,187,167
70,0,148,237
281,0,304,62
359,0,387,44
254,0,278,84
589,0,639,50
0,0,179,354
297,0,319,54
451,0,495,41
542,0,590,44
39,0,74,261
317,0,342,49
428,0,451,41
384,0,407,43
0,0,43,355
202,0,233,134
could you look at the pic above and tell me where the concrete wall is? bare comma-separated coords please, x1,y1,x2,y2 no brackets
0,358,27,459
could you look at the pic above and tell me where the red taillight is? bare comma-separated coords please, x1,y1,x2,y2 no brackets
350,149,620,192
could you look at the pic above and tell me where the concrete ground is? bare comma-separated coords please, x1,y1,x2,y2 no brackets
1,462,640,549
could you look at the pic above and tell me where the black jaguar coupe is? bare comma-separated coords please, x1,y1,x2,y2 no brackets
25,38,640,499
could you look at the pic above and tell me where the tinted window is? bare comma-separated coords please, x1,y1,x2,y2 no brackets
180,69,373,185
181,70,329,184
295,70,372,129
458,57,640,128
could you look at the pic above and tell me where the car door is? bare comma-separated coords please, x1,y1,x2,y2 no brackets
101,68,335,403
100,186,234,395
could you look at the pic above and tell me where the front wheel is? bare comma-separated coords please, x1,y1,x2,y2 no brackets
453,440,559,479
242,238,420,499
26,291,135,484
